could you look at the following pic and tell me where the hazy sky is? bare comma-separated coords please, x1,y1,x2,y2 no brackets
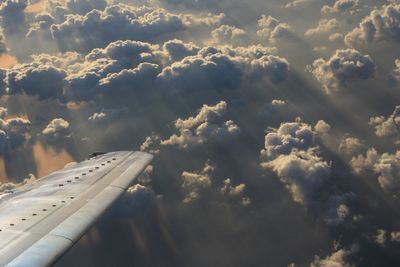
1,0,400,266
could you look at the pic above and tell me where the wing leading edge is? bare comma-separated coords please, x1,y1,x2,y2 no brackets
0,151,153,267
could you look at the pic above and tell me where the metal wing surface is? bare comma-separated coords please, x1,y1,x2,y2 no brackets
0,151,153,267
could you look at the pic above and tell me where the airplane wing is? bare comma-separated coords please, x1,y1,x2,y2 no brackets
0,151,153,267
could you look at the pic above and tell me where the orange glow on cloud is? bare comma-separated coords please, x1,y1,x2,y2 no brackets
0,54,18,69
25,0,47,13
67,101,89,111
26,0,66,13
33,142,74,178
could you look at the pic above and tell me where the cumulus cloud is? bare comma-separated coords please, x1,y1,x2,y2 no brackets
220,178,251,206
351,148,400,196
88,108,127,123
5,55,66,100
260,121,318,159
257,15,295,43
260,120,331,205
369,105,400,137
393,59,400,82
162,39,199,62
0,35,289,103
263,149,331,205
181,161,214,203
42,118,71,141
310,246,355,267
315,120,331,136
162,101,240,148
338,136,363,155
50,4,186,53
210,25,246,45
345,3,400,46
220,178,246,197
321,0,358,15
308,49,376,93
0,108,31,155
305,19,338,37
158,44,290,91
140,134,161,155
